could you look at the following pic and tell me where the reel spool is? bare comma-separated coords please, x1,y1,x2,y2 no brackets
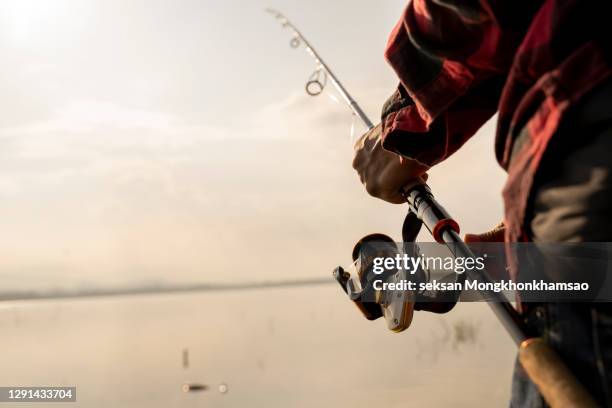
334,210,463,332
334,232,420,332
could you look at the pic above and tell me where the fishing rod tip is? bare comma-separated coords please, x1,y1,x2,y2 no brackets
265,8,287,23
264,8,280,16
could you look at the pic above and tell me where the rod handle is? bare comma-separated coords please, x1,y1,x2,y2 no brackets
519,338,598,407
401,183,459,243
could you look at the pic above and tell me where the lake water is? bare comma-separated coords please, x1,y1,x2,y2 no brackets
0,285,515,407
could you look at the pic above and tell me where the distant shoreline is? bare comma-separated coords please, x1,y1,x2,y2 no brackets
0,278,333,302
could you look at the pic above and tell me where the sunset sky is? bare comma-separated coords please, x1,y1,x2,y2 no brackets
0,2,516,406
0,0,506,291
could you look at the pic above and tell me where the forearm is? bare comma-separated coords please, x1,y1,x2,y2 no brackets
381,0,537,165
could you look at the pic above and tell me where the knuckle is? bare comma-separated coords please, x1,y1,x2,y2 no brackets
365,182,379,197
351,155,360,170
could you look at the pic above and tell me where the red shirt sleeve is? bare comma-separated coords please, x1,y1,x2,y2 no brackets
382,0,537,166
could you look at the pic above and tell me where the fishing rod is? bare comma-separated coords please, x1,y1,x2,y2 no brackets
265,8,373,130
265,6,526,346
267,9,596,407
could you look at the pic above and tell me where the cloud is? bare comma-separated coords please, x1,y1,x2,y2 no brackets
0,87,506,292
0,92,361,283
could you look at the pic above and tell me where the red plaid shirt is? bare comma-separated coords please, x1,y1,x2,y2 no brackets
381,0,611,242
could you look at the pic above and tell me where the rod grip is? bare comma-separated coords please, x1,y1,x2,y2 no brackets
402,183,459,243
519,338,597,407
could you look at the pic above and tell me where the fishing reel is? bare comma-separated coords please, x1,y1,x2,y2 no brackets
334,186,465,332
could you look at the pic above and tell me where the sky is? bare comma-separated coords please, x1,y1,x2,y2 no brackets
0,2,516,406
0,0,507,291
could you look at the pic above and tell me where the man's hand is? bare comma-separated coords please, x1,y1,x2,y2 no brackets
464,222,507,281
464,222,506,243
352,123,429,204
